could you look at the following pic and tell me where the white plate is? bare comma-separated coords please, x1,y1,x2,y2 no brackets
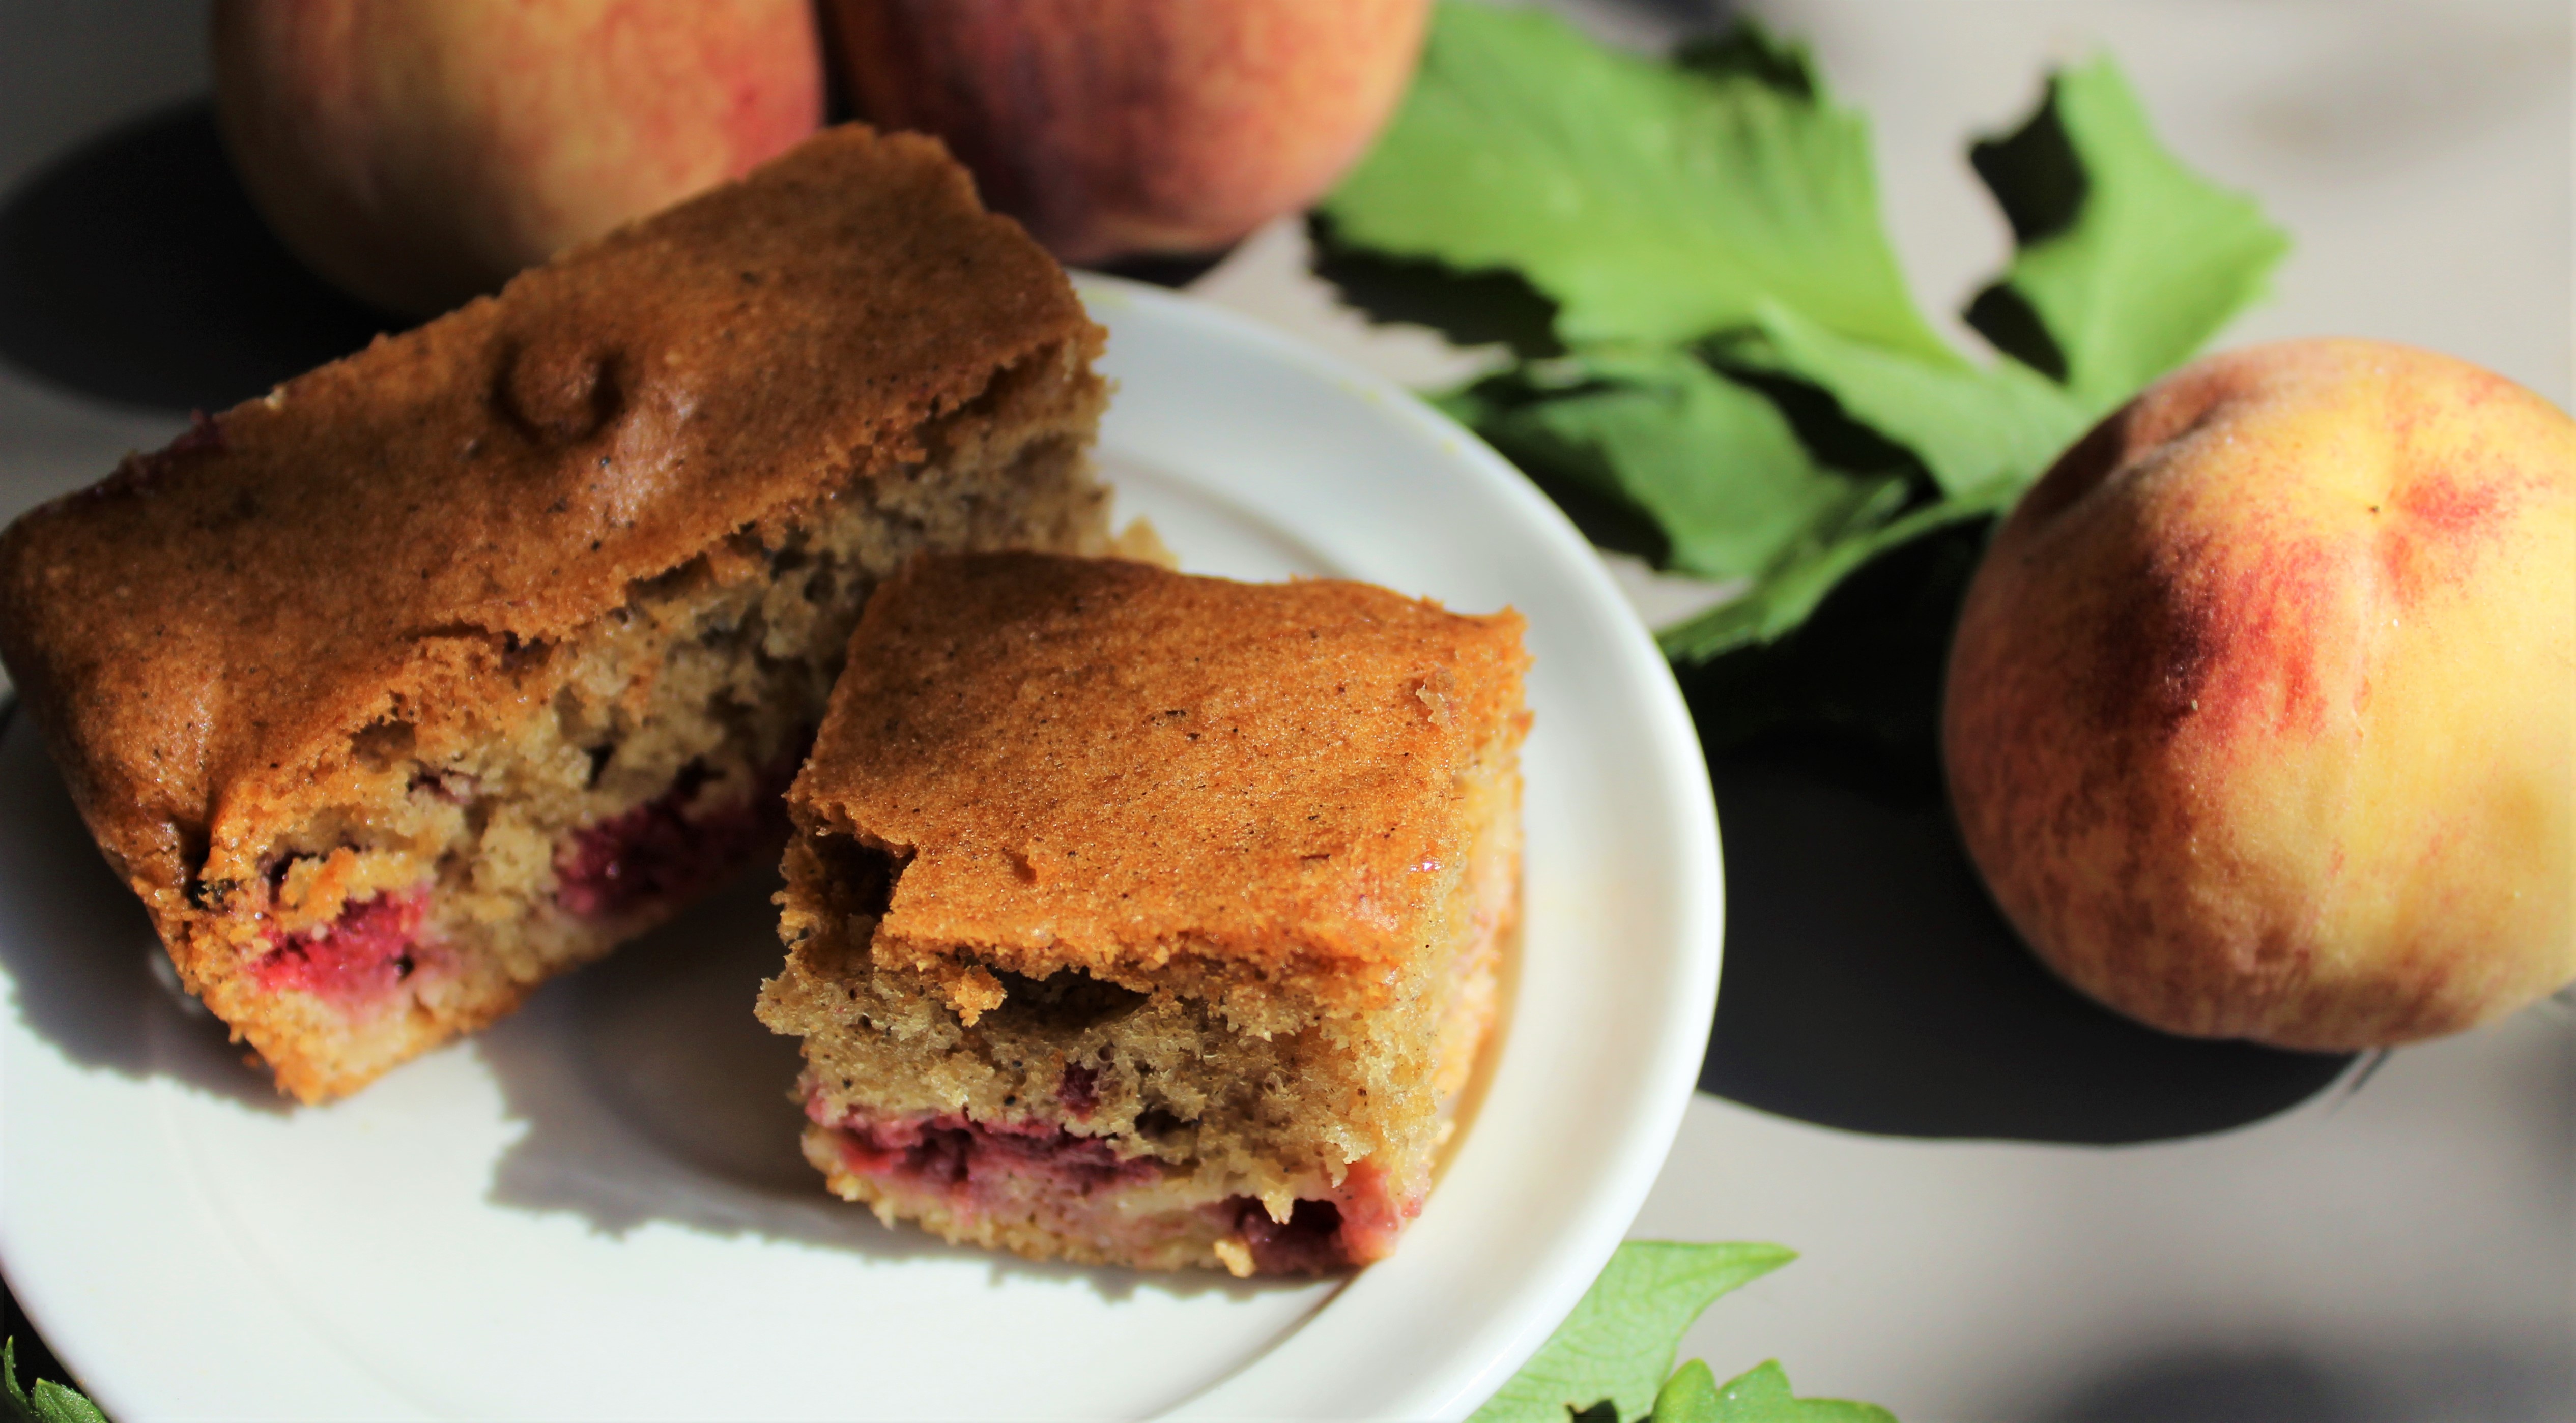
0,275,1722,1422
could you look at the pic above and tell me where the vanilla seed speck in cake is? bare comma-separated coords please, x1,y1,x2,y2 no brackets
758,552,1528,1274
0,127,1112,1103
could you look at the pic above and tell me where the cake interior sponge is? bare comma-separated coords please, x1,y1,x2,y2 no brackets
759,551,1529,1274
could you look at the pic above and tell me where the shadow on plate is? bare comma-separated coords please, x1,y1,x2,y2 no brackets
473,865,1294,1304
0,99,395,413
0,714,291,1114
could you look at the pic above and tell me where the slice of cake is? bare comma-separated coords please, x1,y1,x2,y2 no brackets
0,127,1112,1103
758,552,1528,1274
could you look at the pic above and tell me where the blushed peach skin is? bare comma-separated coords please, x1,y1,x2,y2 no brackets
1943,339,2575,1050
826,0,1429,265
214,0,822,315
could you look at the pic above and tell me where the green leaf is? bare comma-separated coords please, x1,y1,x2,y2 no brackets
1471,1242,1795,1423
1659,1358,1898,1422
1719,302,2090,501
3,1340,108,1423
1704,1360,1898,1423
1323,3,1950,356
1447,347,1905,583
1969,57,2289,410
1322,13,2287,676
1650,1360,1724,1423
1655,486,2011,662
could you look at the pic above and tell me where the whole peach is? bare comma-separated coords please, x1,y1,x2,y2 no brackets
826,0,1429,265
1944,339,2574,1050
213,0,823,315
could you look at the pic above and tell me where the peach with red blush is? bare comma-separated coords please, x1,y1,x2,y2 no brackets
1944,338,2574,1049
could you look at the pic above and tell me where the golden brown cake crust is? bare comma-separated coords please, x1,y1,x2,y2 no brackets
793,553,1530,993
0,125,1097,913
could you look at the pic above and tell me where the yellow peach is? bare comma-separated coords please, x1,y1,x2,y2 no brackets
825,0,1429,265
213,0,823,315
1944,339,2575,1049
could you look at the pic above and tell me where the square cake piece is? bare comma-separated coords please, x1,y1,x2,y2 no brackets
758,552,1529,1274
0,127,1111,1102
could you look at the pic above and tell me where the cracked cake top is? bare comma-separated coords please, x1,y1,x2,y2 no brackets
791,552,1528,1006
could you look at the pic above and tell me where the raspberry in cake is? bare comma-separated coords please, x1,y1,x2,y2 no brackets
757,553,1528,1274
0,127,1112,1103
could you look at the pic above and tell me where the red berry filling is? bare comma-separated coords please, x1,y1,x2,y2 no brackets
1215,1160,1413,1274
808,1093,1412,1274
1056,1064,1102,1119
813,1099,1162,1200
553,761,794,920
250,886,442,1008
1226,1197,1351,1275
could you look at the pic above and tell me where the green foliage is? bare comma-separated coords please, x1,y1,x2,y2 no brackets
1441,347,1907,585
1327,5,1947,356
1969,58,2292,411
1695,1360,1898,1422
1469,1242,1789,1423
1318,1,2287,670
1716,303,2085,504
1469,1245,1898,1423
1654,488,2006,665
3,1341,107,1423
1649,1359,1727,1423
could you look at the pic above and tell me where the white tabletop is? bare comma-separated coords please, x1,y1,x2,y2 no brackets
1,3,2568,1420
